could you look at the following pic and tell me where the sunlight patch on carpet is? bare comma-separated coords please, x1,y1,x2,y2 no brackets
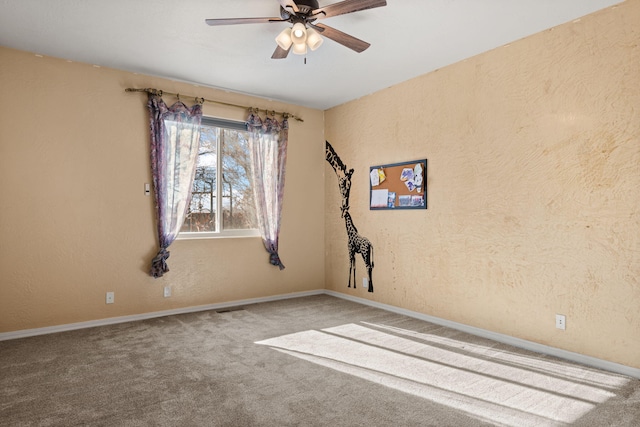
256,323,629,427
360,322,629,389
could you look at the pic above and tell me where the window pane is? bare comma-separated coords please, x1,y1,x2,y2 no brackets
179,117,258,237
182,126,217,232
221,129,257,230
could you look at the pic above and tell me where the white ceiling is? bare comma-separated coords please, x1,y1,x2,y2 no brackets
0,0,623,110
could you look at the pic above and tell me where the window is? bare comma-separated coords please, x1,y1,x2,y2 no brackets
178,117,259,239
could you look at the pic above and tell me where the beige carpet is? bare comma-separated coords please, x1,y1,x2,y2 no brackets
1,294,639,426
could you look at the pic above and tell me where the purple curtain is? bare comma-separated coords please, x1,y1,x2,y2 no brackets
246,113,288,270
148,94,203,277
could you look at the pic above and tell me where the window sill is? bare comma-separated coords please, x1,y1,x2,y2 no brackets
177,229,261,240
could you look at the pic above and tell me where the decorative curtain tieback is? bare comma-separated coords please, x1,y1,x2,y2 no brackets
150,248,170,278
269,252,284,269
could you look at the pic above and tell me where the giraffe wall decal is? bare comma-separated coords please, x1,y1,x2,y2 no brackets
325,141,353,211
326,141,375,293
342,207,374,292
325,140,348,175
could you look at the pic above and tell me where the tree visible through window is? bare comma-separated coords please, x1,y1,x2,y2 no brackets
180,117,258,237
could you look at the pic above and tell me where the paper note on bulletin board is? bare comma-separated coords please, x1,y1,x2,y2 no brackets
369,159,427,210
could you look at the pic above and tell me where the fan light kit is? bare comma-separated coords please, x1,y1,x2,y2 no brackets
276,23,323,55
205,0,387,59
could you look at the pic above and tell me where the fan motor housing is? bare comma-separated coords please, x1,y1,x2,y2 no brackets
280,0,320,19
296,0,320,14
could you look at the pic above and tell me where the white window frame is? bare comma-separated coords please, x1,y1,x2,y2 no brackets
177,116,260,240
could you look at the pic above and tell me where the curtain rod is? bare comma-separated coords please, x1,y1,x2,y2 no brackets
125,87,304,122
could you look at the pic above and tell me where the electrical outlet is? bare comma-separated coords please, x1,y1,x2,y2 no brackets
555,314,566,330
363,278,368,289
106,292,115,304
163,286,171,298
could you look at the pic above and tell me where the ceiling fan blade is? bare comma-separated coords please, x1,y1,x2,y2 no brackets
314,23,370,53
205,17,283,26
278,0,299,13
313,0,386,19
271,45,292,59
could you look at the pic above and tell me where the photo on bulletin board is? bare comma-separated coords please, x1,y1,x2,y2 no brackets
370,159,427,210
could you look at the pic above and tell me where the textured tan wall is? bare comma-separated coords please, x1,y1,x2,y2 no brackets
325,2,639,369
0,47,325,332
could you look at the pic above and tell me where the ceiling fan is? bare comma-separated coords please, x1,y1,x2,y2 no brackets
205,0,387,59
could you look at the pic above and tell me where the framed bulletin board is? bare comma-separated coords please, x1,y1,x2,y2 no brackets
369,159,427,210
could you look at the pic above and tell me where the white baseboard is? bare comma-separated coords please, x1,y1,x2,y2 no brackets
2,288,638,380
325,290,640,380
0,289,325,342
